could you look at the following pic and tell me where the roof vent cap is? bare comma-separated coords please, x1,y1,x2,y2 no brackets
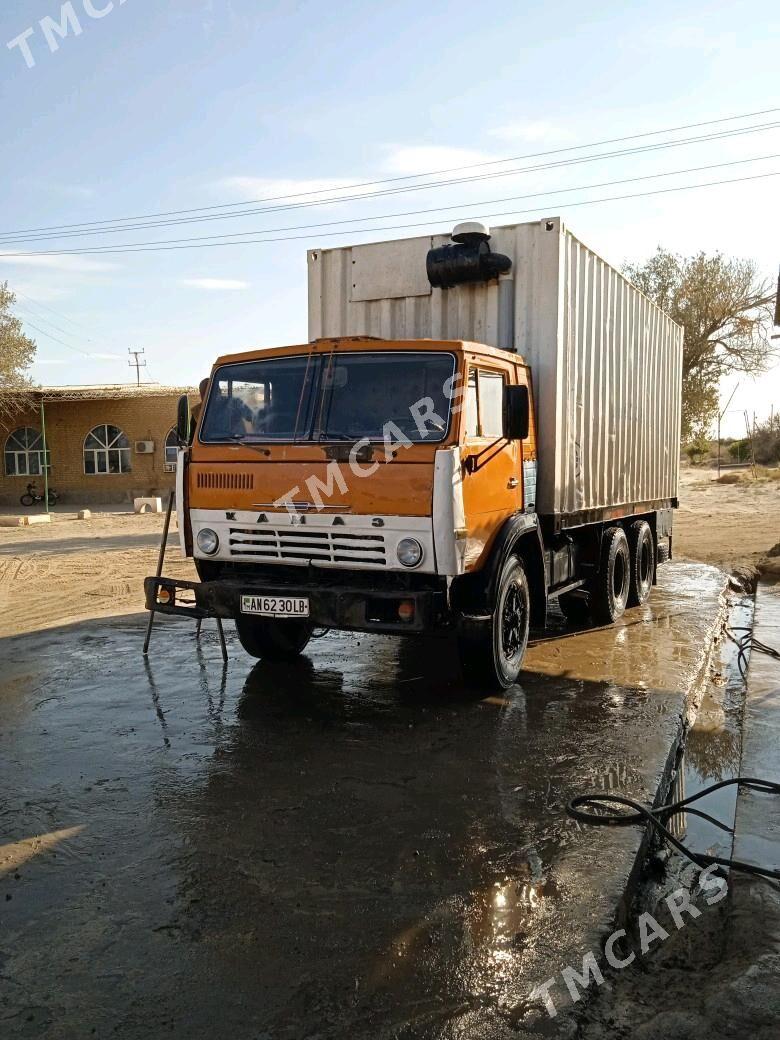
451,221,490,244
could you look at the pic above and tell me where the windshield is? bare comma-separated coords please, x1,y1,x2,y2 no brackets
199,351,456,443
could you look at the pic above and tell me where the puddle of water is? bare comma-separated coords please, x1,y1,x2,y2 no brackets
674,593,752,861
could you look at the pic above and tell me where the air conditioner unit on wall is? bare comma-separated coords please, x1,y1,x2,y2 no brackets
135,440,155,454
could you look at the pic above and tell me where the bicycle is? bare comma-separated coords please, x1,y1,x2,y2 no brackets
20,481,58,507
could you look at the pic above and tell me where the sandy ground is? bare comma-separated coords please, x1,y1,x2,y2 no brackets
0,510,196,638
0,467,777,639
675,465,780,573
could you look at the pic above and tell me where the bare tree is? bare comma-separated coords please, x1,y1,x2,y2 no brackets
0,282,36,424
624,249,776,440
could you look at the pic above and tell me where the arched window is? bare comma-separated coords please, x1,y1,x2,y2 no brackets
164,428,178,471
4,427,50,476
84,424,131,474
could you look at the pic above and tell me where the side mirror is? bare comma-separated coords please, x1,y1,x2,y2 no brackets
503,385,530,441
176,394,191,445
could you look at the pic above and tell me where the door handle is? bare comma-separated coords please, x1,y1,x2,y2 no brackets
507,477,519,489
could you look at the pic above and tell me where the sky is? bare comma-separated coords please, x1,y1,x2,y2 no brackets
0,0,778,438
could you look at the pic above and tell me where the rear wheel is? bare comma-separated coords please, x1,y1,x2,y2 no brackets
19,493,34,507
46,491,58,507
234,615,313,661
458,556,530,690
590,526,630,625
627,520,654,607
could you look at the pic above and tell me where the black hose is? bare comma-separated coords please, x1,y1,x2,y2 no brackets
728,625,780,678
567,777,780,881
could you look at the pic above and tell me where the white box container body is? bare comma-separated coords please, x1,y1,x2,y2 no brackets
308,217,683,519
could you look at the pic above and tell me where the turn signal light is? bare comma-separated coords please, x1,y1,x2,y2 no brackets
157,587,173,605
398,600,415,622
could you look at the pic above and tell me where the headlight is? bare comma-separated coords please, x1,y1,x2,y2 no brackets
397,537,423,568
196,528,219,555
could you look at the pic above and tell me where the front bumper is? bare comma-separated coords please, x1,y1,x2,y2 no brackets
144,575,447,634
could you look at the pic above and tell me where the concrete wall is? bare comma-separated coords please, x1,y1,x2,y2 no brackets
0,393,195,506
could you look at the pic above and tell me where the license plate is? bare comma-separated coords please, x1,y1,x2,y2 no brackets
240,594,310,618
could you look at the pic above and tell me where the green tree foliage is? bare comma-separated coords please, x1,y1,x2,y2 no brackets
623,250,776,441
727,438,749,462
753,415,780,465
0,282,36,424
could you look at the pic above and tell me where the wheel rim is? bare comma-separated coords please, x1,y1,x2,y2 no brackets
613,550,627,603
501,580,527,660
640,538,651,587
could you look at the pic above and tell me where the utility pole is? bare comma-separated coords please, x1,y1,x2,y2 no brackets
716,382,739,480
128,348,147,385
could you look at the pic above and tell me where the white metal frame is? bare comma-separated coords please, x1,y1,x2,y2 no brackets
3,426,50,477
83,423,132,475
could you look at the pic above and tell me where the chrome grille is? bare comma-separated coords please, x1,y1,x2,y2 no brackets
227,526,387,566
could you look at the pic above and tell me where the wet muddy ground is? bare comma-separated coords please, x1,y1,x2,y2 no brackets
0,564,729,1039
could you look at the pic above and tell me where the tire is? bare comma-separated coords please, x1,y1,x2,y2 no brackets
234,614,313,661
558,592,591,626
627,520,654,607
20,494,34,507
458,556,530,690
47,491,58,507
590,526,630,625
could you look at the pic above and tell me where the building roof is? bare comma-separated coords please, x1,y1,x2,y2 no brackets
15,384,197,403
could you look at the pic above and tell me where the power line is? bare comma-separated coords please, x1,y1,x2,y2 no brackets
21,318,93,357
2,167,778,258
13,288,100,335
14,292,126,358
15,302,97,345
7,152,774,255
2,118,780,246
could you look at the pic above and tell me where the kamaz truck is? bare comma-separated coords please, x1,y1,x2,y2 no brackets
146,217,682,688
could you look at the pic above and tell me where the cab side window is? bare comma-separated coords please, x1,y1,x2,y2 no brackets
465,367,506,438
465,371,479,437
478,371,504,438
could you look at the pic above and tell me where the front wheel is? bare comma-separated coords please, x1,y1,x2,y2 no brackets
458,556,530,690
234,614,313,661
20,493,34,507
47,491,58,507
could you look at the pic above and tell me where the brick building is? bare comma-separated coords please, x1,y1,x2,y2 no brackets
0,385,197,507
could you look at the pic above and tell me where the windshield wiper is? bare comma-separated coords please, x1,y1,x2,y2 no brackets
318,431,354,442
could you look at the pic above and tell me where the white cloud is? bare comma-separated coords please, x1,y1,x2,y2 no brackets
21,179,95,200
488,120,575,145
32,352,119,364
380,145,492,177
10,283,71,301
180,278,249,291
650,24,737,52
0,254,118,273
215,176,362,203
